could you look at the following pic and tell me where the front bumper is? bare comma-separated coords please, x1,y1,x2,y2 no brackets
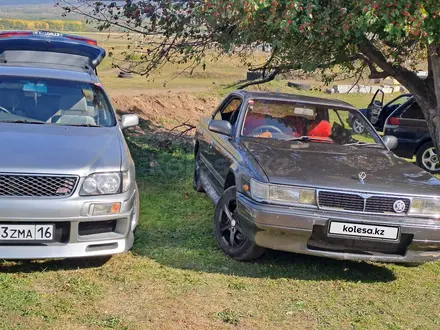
237,193,440,263
0,186,139,259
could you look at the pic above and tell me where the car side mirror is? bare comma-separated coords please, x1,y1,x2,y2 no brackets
382,135,398,150
121,114,139,129
208,120,232,136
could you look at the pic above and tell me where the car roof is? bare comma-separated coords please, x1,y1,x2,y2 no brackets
233,90,358,111
0,65,99,84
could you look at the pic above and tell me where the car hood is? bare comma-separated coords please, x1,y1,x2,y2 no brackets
0,123,122,176
242,138,440,196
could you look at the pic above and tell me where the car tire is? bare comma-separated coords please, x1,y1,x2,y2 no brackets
351,118,366,134
400,262,424,268
193,151,205,192
213,186,265,261
416,142,440,173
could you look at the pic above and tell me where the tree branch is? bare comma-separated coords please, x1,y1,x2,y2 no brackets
347,64,366,94
237,67,281,89
316,53,389,79
247,45,278,73
359,38,419,83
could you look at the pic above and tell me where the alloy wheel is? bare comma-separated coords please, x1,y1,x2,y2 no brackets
352,118,365,134
219,199,246,249
422,147,440,172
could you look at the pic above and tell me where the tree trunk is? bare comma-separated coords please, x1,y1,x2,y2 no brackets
411,45,440,153
428,45,440,152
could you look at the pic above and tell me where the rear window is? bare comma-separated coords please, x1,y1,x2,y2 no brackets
401,102,424,120
0,76,115,127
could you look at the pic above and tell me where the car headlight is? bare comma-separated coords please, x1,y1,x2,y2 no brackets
409,198,440,217
250,179,316,206
80,172,131,196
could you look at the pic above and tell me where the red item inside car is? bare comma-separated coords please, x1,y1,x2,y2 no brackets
307,120,331,137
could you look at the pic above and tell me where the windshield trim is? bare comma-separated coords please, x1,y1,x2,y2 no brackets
238,98,386,148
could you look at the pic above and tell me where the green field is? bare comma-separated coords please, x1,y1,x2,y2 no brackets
69,32,400,104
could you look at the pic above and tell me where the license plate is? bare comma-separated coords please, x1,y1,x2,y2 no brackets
33,31,62,37
0,224,54,241
329,221,399,240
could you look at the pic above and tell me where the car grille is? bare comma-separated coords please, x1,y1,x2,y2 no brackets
318,190,410,215
0,174,78,197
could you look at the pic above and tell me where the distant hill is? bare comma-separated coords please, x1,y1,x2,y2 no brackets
0,0,54,4
0,0,98,31
0,1,87,22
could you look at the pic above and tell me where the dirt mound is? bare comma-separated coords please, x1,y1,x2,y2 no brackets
111,92,219,131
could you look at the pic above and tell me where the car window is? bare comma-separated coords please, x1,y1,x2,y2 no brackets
388,95,410,108
401,102,424,120
213,98,242,126
0,76,116,127
241,99,383,146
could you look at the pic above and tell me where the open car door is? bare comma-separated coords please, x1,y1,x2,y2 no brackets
366,89,385,125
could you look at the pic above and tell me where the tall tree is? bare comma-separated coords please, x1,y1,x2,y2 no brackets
62,0,440,147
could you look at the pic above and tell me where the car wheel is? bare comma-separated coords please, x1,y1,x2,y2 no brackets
400,262,424,267
213,186,265,261
416,142,440,173
193,151,205,192
352,118,366,134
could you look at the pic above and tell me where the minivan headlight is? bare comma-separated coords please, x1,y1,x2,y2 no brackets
80,172,129,196
409,198,440,217
250,179,316,205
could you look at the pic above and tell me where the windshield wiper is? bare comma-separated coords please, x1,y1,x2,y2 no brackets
64,124,100,127
1,120,45,124
284,136,331,143
343,141,381,147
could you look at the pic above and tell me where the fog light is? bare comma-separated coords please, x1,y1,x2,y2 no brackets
90,203,121,216
299,189,316,205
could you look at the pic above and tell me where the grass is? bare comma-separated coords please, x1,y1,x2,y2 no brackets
0,136,439,329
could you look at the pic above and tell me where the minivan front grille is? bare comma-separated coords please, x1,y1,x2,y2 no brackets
0,174,78,197
318,190,410,215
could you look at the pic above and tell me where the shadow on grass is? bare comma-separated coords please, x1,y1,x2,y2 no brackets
133,227,396,283
124,136,397,283
0,256,111,273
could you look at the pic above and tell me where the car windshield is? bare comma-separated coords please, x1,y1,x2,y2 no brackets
241,99,384,147
0,76,115,127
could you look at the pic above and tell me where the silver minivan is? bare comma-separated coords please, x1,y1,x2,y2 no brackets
0,30,139,259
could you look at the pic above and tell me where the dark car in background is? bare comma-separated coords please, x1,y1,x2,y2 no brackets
347,90,437,173
194,90,440,265
347,90,412,133
383,97,438,173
